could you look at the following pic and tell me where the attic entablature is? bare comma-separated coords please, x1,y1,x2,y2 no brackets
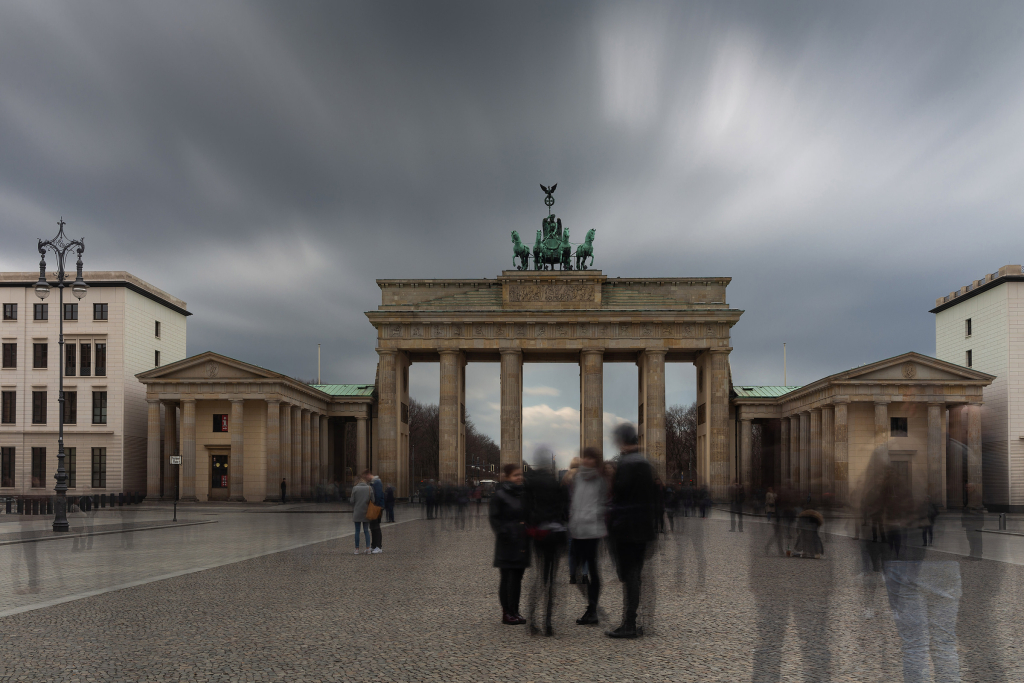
932,264,1024,312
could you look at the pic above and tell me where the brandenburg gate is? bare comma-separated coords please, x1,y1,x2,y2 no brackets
366,270,742,498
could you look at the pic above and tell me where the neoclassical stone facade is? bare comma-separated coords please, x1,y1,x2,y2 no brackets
137,353,373,501
731,353,994,508
366,270,742,498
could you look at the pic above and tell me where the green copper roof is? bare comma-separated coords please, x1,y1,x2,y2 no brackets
733,385,802,398
312,384,375,397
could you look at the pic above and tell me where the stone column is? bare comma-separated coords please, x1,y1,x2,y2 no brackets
779,417,790,490
821,405,835,504
301,409,311,499
948,405,964,508
327,418,336,483
875,400,890,466
356,415,368,475
265,399,280,501
291,406,301,499
500,349,523,470
708,349,731,499
439,349,461,485
376,349,398,490
279,402,292,496
789,415,800,491
146,399,162,498
310,411,320,493
928,403,944,505
809,408,821,501
966,403,982,509
580,349,604,454
180,399,197,501
799,412,810,497
319,415,328,486
641,349,667,480
229,399,245,501
162,402,178,499
834,399,849,505
739,416,752,491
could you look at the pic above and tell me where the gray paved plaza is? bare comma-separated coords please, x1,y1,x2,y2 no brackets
1,505,1023,682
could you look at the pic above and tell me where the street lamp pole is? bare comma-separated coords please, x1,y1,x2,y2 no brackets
35,218,88,532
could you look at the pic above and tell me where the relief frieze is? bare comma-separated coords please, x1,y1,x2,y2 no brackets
508,283,595,303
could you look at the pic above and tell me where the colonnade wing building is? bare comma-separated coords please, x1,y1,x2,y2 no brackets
365,269,742,499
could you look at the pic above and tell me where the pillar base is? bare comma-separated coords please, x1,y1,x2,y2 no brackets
228,496,247,502
178,496,198,502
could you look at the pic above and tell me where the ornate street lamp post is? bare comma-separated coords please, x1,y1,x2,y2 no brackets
35,218,88,532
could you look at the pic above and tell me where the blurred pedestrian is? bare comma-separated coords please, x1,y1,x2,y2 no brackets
569,446,608,626
523,448,569,636
369,473,385,553
385,484,396,523
606,423,658,639
351,471,373,555
729,479,745,532
764,487,777,522
280,477,287,504
490,463,529,625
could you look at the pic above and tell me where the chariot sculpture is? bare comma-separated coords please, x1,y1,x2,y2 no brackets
510,184,596,270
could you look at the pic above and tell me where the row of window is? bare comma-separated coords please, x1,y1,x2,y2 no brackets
0,446,106,488
2,303,109,322
1,342,107,375
1,391,107,425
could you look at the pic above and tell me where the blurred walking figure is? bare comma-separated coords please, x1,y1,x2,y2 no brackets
351,471,373,555
369,473,385,553
569,446,608,626
920,497,938,546
562,457,583,583
764,487,777,522
280,477,287,504
729,480,745,532
606,423,658,639
664,483,679,531
489,463,529,625
384,484,396,523
698,481,710,518
523,448,569,636
423,480,436,520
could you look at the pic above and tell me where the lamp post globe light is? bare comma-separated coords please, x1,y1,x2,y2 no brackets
36,218,87,532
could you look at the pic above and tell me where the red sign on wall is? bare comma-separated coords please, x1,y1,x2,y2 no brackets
221,475,228,488
220,415,229,431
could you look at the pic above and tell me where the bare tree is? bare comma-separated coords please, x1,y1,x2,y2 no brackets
408,399,500,486
666,402,698,483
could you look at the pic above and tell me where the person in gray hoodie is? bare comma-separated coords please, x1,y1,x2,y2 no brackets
350,470,374,555
569,446,608,626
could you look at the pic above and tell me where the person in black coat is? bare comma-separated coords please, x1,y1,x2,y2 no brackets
606,423,658,638
522,449,569,636
489,463,529,625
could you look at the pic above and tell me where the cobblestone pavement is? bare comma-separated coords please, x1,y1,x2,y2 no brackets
1,509,1022,682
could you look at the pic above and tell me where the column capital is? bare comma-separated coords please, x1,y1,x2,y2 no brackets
874,399,891,406
439,348,462,357
376,348,399,357
356,414,367,422
301,407,311,416
580,347,605,356
641,348,667,359
927,401,945,407
229,398,244,405
499,347,523,357
707,347,733,355
832,396,851,405
266,398,281,407
810,407,821,414
182,397,196,405
147,398,161,405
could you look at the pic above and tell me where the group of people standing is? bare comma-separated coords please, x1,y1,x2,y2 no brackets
488,423,659,639
350,469,396,554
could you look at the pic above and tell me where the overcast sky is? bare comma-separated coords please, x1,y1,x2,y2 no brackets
2,1,1023,466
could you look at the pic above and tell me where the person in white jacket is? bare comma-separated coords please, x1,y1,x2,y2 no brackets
569,446,608,626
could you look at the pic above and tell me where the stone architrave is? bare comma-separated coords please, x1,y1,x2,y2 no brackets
500,349,523,470
180,399,197,501
146,399,162,498
833,400,849,505
265,399,281,501
229,399,245,501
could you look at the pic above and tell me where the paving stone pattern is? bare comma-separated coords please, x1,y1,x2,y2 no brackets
1,511,1022,682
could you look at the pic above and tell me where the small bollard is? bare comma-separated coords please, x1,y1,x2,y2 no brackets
5,497,10,514
47,498,53,515
17,498,23,514
118,492,124,506
101,494,107,508
999,512,1007,530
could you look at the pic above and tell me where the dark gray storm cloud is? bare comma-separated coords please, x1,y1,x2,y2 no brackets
2,1,1024,459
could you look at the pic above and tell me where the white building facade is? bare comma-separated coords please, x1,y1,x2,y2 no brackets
933,264,1024,511
0,271,188,498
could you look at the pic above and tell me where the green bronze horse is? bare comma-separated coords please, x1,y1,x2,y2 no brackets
574,228,596,270
511,230,531,270
533,220,572,270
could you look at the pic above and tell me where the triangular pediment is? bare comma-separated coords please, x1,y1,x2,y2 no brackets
137,351,279,382
842,352,993,383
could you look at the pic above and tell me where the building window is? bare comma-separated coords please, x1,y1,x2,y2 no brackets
1,391,14,424
67,447,76,488
31,447,45,488
2,303,15,321
94,343,105,377
154,350,160,367
965,318,972,337
32,390,46,424
155,320,161,338
33,343,47,368
93,303,108,321
213,414,228,432
63,303,78,321
91,447,106,488
65,343,76,376
966,350,973,368
1,447,13,487
890,417,908,437
2,342,15,368
63,391,77,425
34,303,47,321
92,391,107,425
80,343,91,377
